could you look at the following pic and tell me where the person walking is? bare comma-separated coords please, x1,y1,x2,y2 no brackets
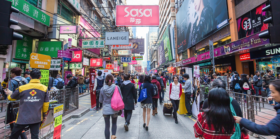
93,71,105,111
120,74,137,131
139,75,154,131
66,74,77,88
253,71,262,100
130,75,136,84
169,76,182,124
5,69,49,139
234,79,280,138
240,74,250,100
54,74,64,89
48,75,55,91
194,88,235,138
8,67,27,92
182,74,192,116
161,73,167,90
78,75,85,95
263,69,276,105
151,76,161,116
24,72,31,83
99,74,122,139
155,73,164,104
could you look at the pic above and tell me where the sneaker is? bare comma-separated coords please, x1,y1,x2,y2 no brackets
124,123,129,131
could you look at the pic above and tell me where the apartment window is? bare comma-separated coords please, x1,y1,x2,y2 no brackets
57,3,75,23
27,0,42,8
235,0,243,5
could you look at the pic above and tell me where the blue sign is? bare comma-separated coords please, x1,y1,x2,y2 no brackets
147,61,151,72
121,57,132,63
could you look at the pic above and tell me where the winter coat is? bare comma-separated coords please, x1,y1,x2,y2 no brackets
151,79,161,99
263,74,275,88
78,76,84,84
120,81,137,110
240,104,280,139
253,75,262,87
66,78,77,88
182,79,192,93
99,84,122,115
161,76,166,88
139,81,154,104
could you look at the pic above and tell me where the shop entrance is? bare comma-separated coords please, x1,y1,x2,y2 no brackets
242,61,254,76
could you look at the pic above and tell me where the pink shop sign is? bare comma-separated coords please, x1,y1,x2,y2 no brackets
60,26,77,34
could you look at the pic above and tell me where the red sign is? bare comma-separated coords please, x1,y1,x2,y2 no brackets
53,124,62,139
106,64,114,69
116,5,160,26
90,58,103,67
129,60,137,65
240,53,251,61
89,68,96,109
70,51,82,62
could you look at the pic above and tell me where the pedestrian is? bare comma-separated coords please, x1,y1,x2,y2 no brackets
99,74,122,139
48,75,55,91
66,74,77,88
93,71,105,111
161,73,167,90
139,75,154,131
8,67,27,92
254,71,262,100
151,76,161,116
54,74,64,89
212,73,217,80
78,75,85,95
155,73,164,104
84,75,90,93
130,75,136,84
5,69,49,139
234,79,280,138
169,76,182,124
24,71,31,83
181,74,192,116
138,75,144,89
194,88,235,139
1,77,9,99
120,74,137,131
263,69,276,105
240,74,250,100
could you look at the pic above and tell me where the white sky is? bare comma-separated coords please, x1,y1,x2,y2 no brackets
126,0,159,69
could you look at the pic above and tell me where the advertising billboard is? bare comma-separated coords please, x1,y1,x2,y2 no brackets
162,25,173,62
116,5,160,26
130,39,145,54
105,32,129,45
60,26,77,34
158,41,166,66
176,0,229,53
237,3,268,39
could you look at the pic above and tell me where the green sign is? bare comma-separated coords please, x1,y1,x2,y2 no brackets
64,63,82,69
82,40,105,49
8,0,50,26
54,115,62,128
37,41,62,58
15,35,33,60
162,25,173,62
40,69,49,87
198,62,211,67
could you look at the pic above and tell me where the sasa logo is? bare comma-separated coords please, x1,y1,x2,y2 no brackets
124,7,152,17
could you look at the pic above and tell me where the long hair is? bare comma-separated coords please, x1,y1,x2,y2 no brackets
139,75,144,83
203,88,235,134
241,74,248,82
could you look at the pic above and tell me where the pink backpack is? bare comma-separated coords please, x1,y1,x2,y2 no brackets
111,86,124,111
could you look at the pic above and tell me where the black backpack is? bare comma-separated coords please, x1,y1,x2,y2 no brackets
152,83,158,96
12,79,26,91
56,79,64,89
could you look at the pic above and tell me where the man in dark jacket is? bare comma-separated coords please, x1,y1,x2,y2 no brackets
263,70,275,104
66,74,76,88
253,71,262,99
155,73,164,104
93,71,104,111
120,74,137,131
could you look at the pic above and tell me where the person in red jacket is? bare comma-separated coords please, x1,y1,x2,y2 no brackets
130,75,136,84
161,73,167,89
151,76,161,116
169,76,182,124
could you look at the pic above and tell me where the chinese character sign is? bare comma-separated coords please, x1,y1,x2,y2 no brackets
40,69,49,87
69,63,83,69
50,59,61,71
121,57,132,63
15,35,33,60
106,64,114,69
37,41,62,57
116,5,160,26
112,43,133,49
90,58,103,67
82,40,105,49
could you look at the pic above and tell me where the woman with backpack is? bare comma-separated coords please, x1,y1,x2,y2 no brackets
139,75,154,131
240,74,250,100
120,74,137,131
99,74,122,139
151,76,161,116
169,76,182,124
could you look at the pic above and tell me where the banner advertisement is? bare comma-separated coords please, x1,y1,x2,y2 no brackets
118,50,132,55
176,0,229,53
15,35,33,60
30,53,51,69
69,63,83,69
129,60,137,65
82,40,105,49
89,68,96,109
105,32,129,45
83,58,89,66
37,41,62,58
60,26,77,34
68,38,72,48
250,45,280,59
194,65,200,80
106,64,114,69
131,39,145,54
112,43,133,49
90,58,103,67
116,5,160,26
162,25,173,61
237,3,268,39
158,41,166,66
170,20,176,60
113,61,119,72
133,56,143,60
50,59,61,71
40,69,49,87
121,57,132,63
70,51,82,62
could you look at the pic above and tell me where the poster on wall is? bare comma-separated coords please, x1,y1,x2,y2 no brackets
162,25,173,61
131,39,145,54
40,69,49,87
157,41,166,66
176,0,229,53
237,3,268,39
193,65,200,82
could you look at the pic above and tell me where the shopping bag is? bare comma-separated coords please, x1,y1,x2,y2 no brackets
121,110,124,117
111,86,125,111
138,84,147,102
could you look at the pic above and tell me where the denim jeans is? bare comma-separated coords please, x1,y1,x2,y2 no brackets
160,89,165,103
79,84,84,94
254,86,262,101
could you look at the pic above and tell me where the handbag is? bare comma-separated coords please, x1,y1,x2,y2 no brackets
111,86,125,111
138,84,147,102
243,82,250,90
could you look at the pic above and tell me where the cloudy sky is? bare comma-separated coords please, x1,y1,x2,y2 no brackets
126,0,159,68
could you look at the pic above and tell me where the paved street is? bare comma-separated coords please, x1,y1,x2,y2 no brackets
61,89,197,139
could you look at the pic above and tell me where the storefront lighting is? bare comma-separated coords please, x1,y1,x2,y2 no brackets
220,36,231,42
199,48,205,51
213,42,218,45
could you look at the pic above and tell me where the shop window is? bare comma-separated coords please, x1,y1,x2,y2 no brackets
57,3,75,23
27,0,42,8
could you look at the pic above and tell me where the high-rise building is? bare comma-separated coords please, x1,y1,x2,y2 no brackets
146,27,158,61
132,27,137,38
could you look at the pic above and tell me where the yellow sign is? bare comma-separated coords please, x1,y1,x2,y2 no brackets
123,62,128,67
54,115,62,128
30,53,51,69
54,105,64,118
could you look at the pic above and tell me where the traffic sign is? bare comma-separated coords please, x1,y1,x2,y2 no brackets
30,53,51,69
121,57,132,63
